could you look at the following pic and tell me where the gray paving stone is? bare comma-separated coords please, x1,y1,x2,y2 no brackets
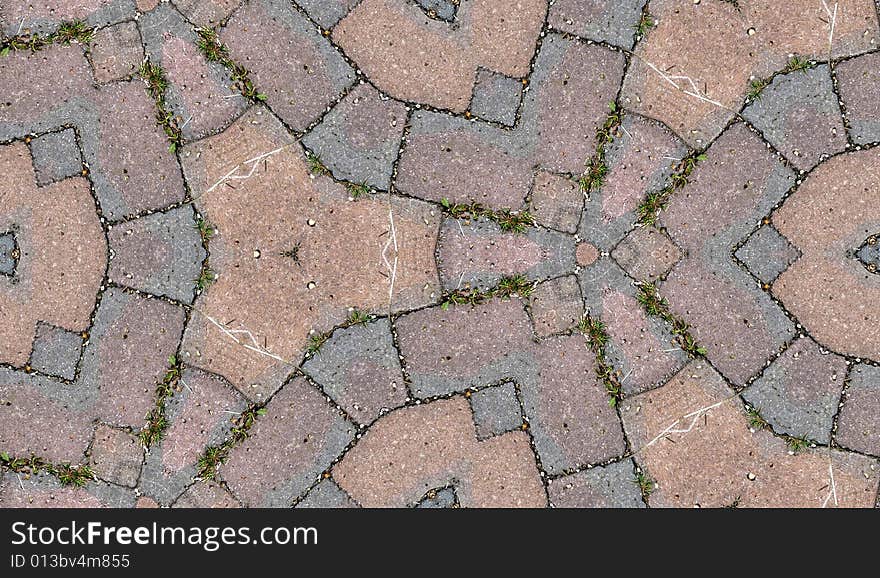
470,382,522,440
0,232,17,276
735,224,801,284
548,0,647,49
296,479,360,508
30,323,83,380
415,487,458,508
549,460,646,508
470,69,523,126
29,128,82,186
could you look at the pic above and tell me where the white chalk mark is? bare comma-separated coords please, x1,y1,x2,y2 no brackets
639,57,730,111
381,207,399,306
821,1,838,53
204,145,289,195
180,114,195,131
201,313,288,364
821,461,839,508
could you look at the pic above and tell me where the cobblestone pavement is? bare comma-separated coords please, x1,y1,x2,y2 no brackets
1,0,879,509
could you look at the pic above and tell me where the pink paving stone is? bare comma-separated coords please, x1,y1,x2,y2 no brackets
0,143,106,367
529,275,583,337
0,371,95,464
136,0,160,11
620,361,879,508
773,148,880,362
221,377,355,507
160,35,245,141
575,242,599,267
180,107,439,399
836,364,880,456
601,116,687,221
89,21,143,83
173,481,241,508
530,171,582,233
221,0,354,132
836,51,880,144
84,289,186,428
333,0,546,112
662,123,796,385
136,496,160,507
95,81,186,218
611,226,682,282
437,219,543,288
154,369,247,475
89,425,143,487
334,397,547,507
602,288,687,395
742,337,848,443
171,0,239,27
621,0,880,147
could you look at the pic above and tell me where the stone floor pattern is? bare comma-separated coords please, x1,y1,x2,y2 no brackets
1,0,879,508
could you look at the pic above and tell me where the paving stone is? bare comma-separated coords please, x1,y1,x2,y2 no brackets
600,115,687,221
548,0,646,49
620,361,879,507
301,83,407,190
29,128,82,186
836,51,880,144
0,0,134,35
221,377,355,507
470,69,523,126
296,479,360,508
140,368,247,503
575,242,599,267
743,65,847,170
773,147,880,362
108,207,206,303
334,0,545,112
0,472,135,508
395,34,625,209
173,481,240,508
621,0,880,147
79,288,186,428
0,232,16,275
580,258,688,396
0,368,96,464
414,0,458,21
222,0,355,132
136,496,160,507
836,364,880,456
89,21,142,83
179,108,439,400
139,5,247,142
30,323,83,381
294,0,361,28
415,487,458,508
334,397,546,507
0,143,106,368
302,318,406,425
437,217,574,292
743,337,847,443
734,224,801,284
89,424,143,487
662,123,797,386
171,0,239,27
395,300,625,472
612,226,682,282
529,275,583,337
469,382,523,440
529,171,582,233
857,236,880,273
549,460,645,508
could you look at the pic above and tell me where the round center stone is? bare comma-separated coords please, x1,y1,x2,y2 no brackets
575,242,600,267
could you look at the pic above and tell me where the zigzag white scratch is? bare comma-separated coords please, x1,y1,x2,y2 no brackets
644,399,727,450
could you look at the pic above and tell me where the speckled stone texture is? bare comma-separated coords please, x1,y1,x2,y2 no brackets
734,224,801,284
621,361,879,508
222,0,355,132
89,21,142,83
549,460,645,508
180,107,439,399
773,147,880,362
30,324,83,381
836,364,880,456
334,0,546,112
29,128,82,186
662,123,796,386
836,51,880,144
469,382,523,440
108,207,206,303
548,0,646,49
0,472,135,508
89,425,143,487
529,275,583,337
171,0,239,27
742,338,847,443
334,397,546,507
470,69,523,126
612,226,682,282
221,377,355,507
743,65,847,170
295,479,360,508
302,318,407,425
302,83,407,190
529,171,582,233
